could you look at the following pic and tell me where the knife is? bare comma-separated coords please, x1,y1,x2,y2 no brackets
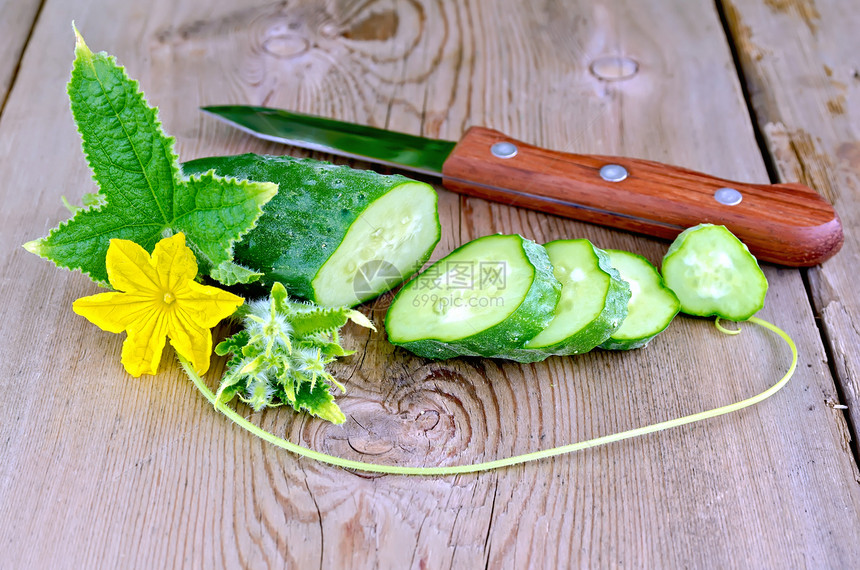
201,105,842,266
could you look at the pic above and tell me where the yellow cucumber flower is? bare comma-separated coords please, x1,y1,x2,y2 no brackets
73,233,244,377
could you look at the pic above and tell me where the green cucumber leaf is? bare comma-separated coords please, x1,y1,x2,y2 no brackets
215,330,250,357
290,306,357,337
294,381,346,425
61,192,105,214
22,28,276,286
299,339,355,358
215,373,246,406
210,260,263,286
288,302,377,337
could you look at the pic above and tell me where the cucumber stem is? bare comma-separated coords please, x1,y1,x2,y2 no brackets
179,316,796,476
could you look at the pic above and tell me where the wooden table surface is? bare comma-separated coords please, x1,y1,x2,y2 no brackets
2,0,859,567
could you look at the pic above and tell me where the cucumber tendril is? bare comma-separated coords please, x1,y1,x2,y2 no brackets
715,317,742,335
179,316,796,476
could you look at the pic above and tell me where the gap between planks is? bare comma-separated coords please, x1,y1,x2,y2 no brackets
0,0,48,121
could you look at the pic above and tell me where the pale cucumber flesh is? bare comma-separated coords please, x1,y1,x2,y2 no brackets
661,224,767,321
600,250,679,350
524,239,629,351
388,235,536,343
313,182,439,307
385,234,561,359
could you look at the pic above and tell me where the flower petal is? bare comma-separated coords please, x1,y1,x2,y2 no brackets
121,308,169,377
168,306,212,374
105,238,161,294
73,291,155,333
151,233,198,291
174,280,244,329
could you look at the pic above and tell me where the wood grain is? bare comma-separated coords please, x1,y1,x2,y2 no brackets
1,0,859,568
721,0,860,464
0,0,43,109
442,126,843,266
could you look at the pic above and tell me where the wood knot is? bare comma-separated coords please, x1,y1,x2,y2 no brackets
262,34,310,59
343,407,441,457
341,10,399,42
589,55,639,81
302,374,485,476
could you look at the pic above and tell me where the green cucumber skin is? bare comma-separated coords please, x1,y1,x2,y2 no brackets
662,223,767,321
182,154,440,303
599,333,656,351
507,241,630,363
385,235,561,360
599,250,680,351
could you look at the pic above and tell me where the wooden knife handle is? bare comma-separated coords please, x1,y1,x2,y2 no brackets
441,127,843,266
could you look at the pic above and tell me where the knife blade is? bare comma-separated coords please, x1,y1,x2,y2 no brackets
202,105,843,266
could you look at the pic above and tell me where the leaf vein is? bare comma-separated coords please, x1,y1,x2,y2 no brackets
90,59,171,224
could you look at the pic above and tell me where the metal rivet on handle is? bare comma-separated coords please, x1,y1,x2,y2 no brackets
714,187,743,206
599,164,628,182
491,141,518,159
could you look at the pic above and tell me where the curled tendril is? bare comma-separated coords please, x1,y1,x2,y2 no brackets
715,317,742,335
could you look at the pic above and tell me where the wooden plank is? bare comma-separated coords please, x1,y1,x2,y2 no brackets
1,0,858,568
0,0,43,110
721,0,860,457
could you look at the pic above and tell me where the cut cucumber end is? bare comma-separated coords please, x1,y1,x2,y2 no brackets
662,224,767,321
385,234,561,359
600,250,679,350
312,181,440,307
181,154,441,307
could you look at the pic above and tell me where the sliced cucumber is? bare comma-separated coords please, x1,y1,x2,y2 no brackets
385,234,561,359
506,239,630,362
662,224,767,320
182,154,440,307
600,250,680,350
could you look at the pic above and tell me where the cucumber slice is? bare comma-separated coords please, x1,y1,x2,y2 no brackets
182,154,440,307
662,223,767,320
506,239,630,362
600,250,680,350
385,234,561,359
